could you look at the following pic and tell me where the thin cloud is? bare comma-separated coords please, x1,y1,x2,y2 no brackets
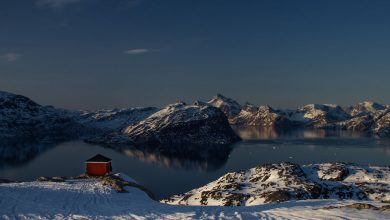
36,0,82,8
123,48,150,55
1,53,21,62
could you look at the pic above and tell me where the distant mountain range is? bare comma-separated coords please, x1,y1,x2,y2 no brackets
0,91,239,147
207,94,390,137
1,90,390,148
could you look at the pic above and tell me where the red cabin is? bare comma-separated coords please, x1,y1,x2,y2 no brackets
85,154,112,176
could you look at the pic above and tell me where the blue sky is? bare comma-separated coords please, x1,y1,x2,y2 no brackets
1,0,390,110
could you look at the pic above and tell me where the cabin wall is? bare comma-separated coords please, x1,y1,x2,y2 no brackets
86,162,110,176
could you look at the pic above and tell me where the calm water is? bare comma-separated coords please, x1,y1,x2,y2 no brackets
1,127,390,199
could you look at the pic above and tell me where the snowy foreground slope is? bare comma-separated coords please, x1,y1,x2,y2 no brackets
163,162,390,206
2,172,390,219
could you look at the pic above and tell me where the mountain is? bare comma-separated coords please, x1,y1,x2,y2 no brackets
231,104,293,128
79,107,159,131
208,94,241,119
373,110,390,137
162,162,390,206
292,104,350,128
208,94,390,137
337,115,375,131
0,91,84,141
1,90,390,141
86,102,241,147
350,101,386,116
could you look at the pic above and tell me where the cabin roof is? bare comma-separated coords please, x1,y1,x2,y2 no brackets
86,154,112,162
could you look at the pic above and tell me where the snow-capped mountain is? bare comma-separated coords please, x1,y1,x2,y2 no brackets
1,90,390,142
79,107,159,131
350,101,386,116
337,115,375,131
162,162,390,206
293,104,350,128
0,91,84,141
208,94,241,119
208,94,390,137
373,110,390,137
87,102,240,146
231,104,293,128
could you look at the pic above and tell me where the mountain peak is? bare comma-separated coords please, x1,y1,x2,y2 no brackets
208,94,241,118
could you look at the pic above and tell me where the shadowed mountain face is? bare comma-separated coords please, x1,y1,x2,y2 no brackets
0,91,85,141
86,102,241,147
0,91,239,147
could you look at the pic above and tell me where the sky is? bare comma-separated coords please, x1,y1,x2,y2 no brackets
1,0,390,110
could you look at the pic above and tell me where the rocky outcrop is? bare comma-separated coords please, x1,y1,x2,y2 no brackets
162,162,390,206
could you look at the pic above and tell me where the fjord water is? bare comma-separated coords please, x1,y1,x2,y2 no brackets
1,127,390,199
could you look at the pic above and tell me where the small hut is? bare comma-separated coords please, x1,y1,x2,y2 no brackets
85,154,112,176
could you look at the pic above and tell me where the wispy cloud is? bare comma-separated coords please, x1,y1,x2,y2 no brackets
35,0,82,8
123,48,150,55
1,53,21,62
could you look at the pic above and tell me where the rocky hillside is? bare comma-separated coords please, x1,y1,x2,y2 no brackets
162,162,390,206
0,91,84,141
86,102,240,147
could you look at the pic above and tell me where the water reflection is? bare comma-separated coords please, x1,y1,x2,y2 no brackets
0,140,55,167
0,138,232,172
1,128,390,198
112,144,232,171
232,126,372,140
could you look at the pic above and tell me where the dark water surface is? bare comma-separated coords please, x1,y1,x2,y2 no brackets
1,127,390,199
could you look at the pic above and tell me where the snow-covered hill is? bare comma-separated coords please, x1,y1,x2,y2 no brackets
0,91,84,141
79,107,159,131
87,102,240,146
162,162,390,207
1,171,390,219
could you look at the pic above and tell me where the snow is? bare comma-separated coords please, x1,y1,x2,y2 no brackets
163,162,390,208
0,91,15,99
1,174,390,219
79,107,159,131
